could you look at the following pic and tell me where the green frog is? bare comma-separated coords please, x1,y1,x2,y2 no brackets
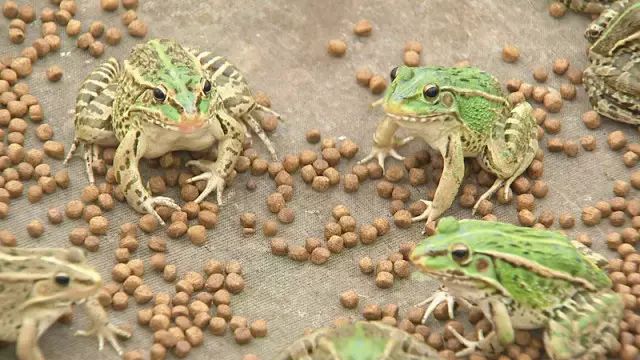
65,39,280,224
274,321,438,360
359,66,538,225
583,0,640,124
411,217,623,360
0,247,130,359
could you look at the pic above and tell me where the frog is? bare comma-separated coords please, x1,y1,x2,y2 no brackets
410,217,623,360
359,66,539,225
274,321,438,360
64,39,254,225
0,247,130,360
582,0,640,124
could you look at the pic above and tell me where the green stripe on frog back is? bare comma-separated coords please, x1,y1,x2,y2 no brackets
152,39,201,116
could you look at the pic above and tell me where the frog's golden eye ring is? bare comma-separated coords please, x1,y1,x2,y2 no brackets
423,84,439,99
55,273,71,286
450,243,471,265
202,79,212,95
153,87,167,102
389,67,398,82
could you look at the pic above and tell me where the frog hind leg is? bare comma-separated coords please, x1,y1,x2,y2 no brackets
243,112,278,161
562,0,611,15
16,308,66,360
65,58,120,183
16,318,42,360
544,291,623,360
191,49,281,160
478,101,538,209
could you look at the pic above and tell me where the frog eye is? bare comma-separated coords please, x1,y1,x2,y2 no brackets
202,80,212,95
390,67,398,81
423,84,439,99
450,244,470,265
55,273,70,286
153,87,167,102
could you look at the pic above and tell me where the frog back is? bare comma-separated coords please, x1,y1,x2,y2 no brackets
590,1,640,55
458,220,613,292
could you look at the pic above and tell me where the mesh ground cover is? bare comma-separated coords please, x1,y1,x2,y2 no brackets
0,1,637,359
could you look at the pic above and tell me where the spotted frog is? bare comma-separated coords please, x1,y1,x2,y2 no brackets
0,247,130,360
65,39,280,224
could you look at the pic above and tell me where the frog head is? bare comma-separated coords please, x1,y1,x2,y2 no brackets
123,39,218,134
382,66,507,134
383,66,453,120
410,217,505,294
15,248,102,309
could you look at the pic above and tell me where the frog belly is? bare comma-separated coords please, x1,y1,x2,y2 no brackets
141,124,217,158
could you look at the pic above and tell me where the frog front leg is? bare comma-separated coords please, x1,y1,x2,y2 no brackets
413,135,464,225
448,300,513,357
186,111,245,204
358,117,414,170
16,318,43,360
114,129,180,224
16,308,65,360
75,296,131,355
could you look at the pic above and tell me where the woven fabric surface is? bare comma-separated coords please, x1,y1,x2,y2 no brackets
0,0,636,359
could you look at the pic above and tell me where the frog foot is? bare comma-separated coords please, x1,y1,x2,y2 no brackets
415,288,455,324
141,196,181,226
411,200,433,223
186,160,226,204
358,136,414,170
448,327,490,358
75,322,131,356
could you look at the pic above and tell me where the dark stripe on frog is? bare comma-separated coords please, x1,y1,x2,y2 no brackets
224,146,239,156
133,131,141,157
217,114,228,134
195,51,244,81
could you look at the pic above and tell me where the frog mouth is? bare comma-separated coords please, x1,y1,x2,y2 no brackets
177,114,206,133
385,112,451,123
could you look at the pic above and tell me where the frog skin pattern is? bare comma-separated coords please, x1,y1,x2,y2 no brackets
0,247,130,360
274,321,438,360
561,0,617,14
359,66,539,226
64,39,278,224
411,217,623,360
583,0,640,124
